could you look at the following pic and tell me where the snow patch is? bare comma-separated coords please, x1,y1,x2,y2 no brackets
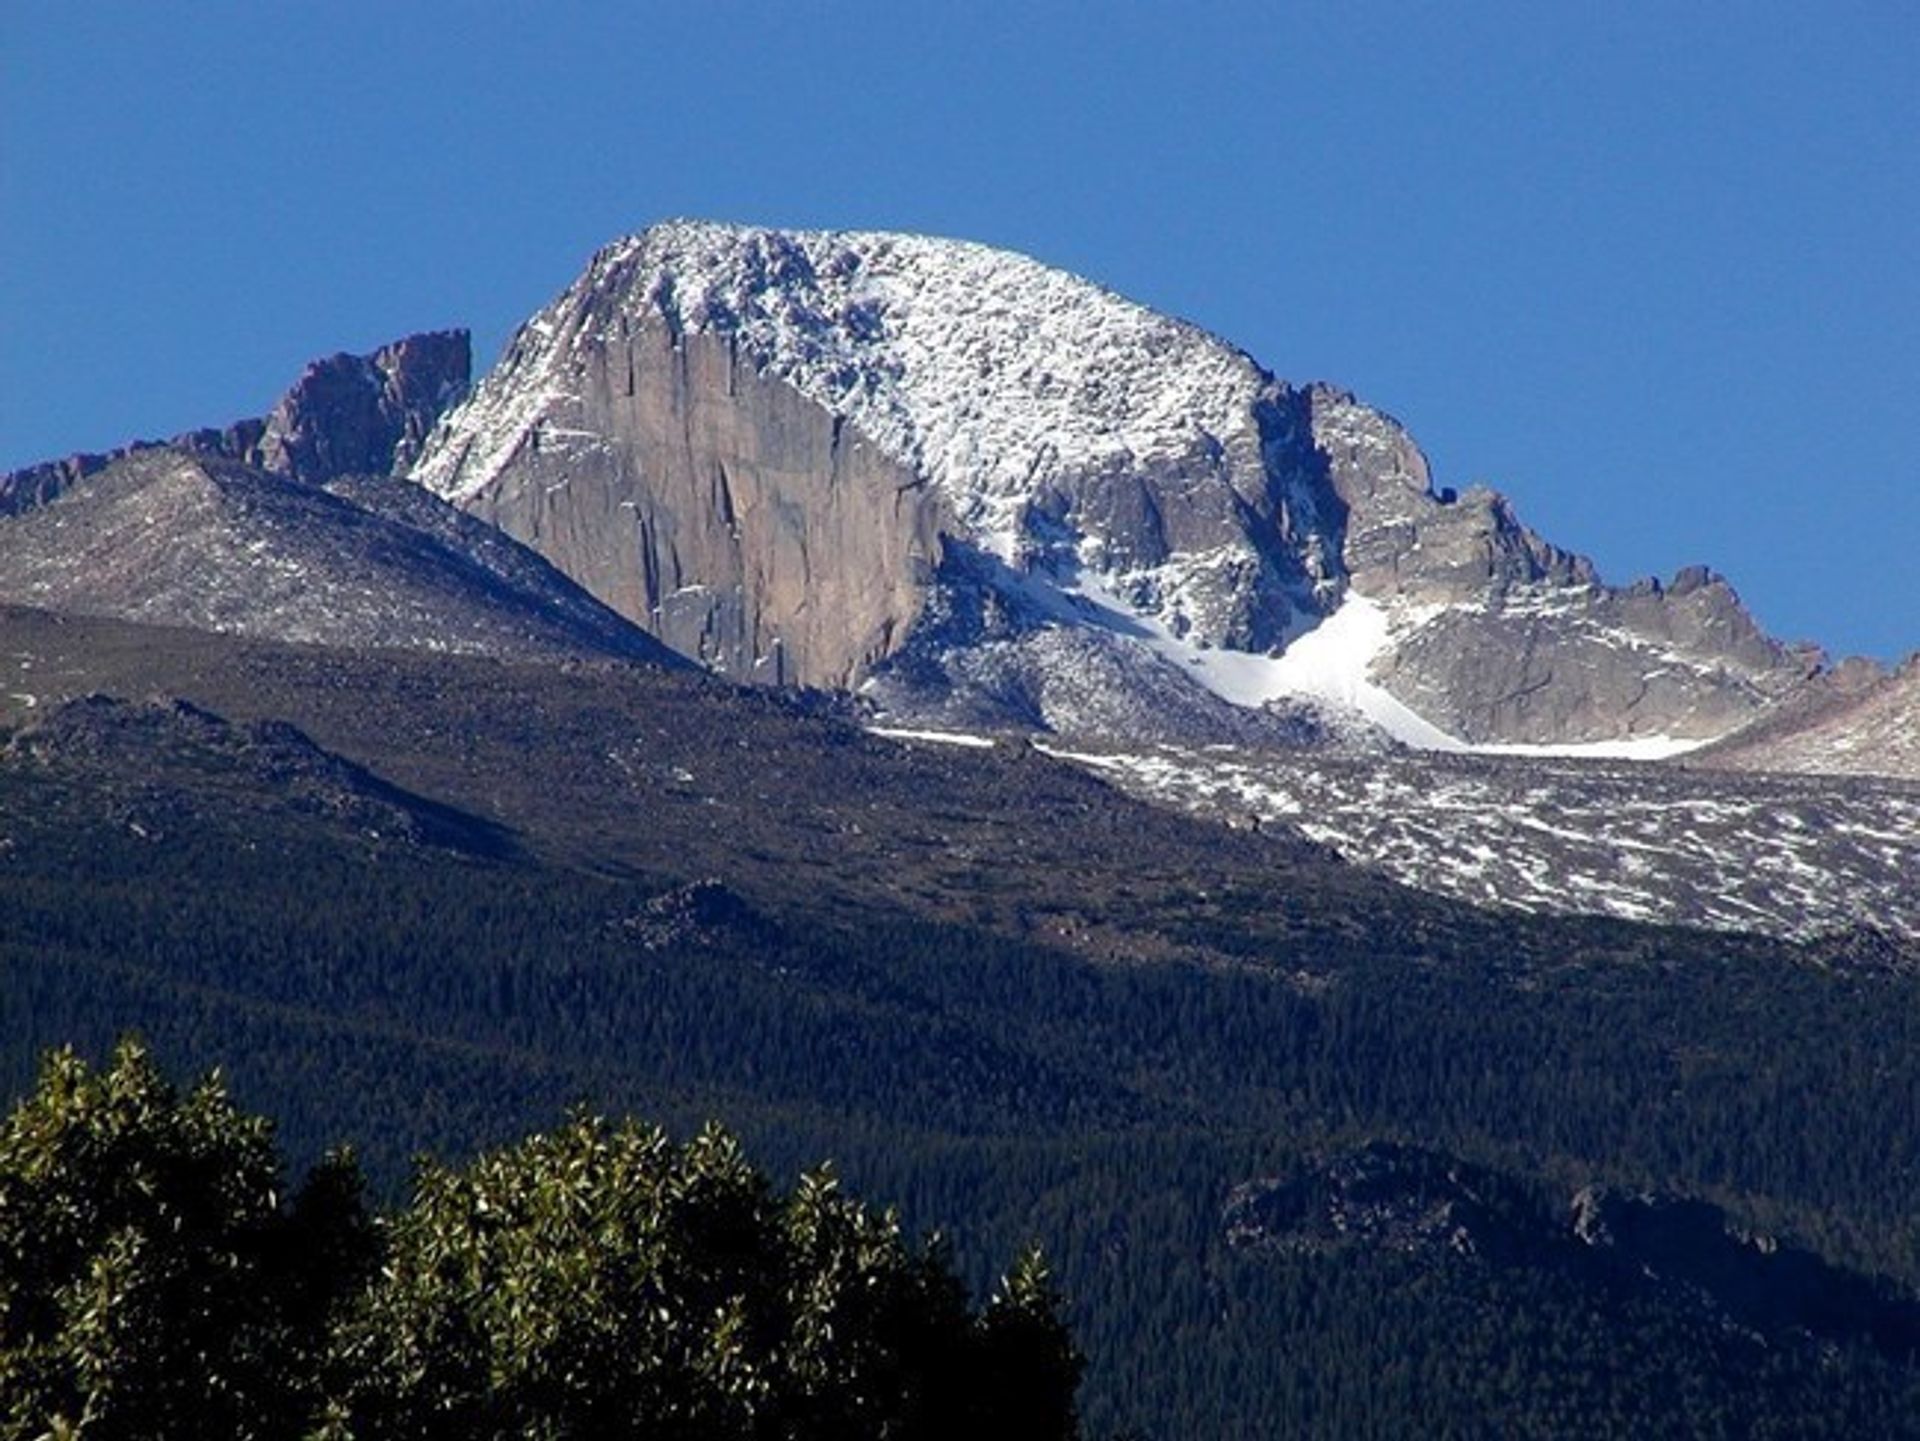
1475,735,1705,761
1056,574,1464,750
869,726,997,749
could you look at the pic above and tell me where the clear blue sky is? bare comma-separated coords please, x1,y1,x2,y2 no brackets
3,1,1914,658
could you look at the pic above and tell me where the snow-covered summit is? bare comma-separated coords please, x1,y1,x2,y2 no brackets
418,221,1278,567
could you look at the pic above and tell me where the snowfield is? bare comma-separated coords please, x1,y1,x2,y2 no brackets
1031,738,1920,945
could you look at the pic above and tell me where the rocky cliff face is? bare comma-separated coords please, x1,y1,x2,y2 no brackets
246,328,471,481
0,331,671,662
411,222,1815,750
1696,654,1920,781
1302,386,1812,743
413,224,1338,703
444,322,943,688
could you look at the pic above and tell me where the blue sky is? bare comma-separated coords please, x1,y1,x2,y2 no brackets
3,2,1914,658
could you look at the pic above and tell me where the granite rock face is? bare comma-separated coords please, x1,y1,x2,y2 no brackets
413,224,1340,702
447,322,944,688
248,328,471,482
408,223,1823,750
1696,654,1920,780
1302,387,1812,743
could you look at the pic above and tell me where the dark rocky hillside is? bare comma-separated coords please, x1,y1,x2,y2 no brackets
1227,1141,1920,1365
5,691,511,855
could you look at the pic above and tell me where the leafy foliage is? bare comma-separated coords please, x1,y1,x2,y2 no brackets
0,1045,1081,1441
0,1039,367,1440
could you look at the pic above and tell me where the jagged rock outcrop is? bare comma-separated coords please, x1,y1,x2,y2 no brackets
410,222,1816,750
1223,1142,1539,1262
617,878,778,952
1225,1142,1920,1364
0,330,470,515
245,328,471,481
1303,387,1813,742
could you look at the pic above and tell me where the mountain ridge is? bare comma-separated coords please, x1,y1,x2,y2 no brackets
1,328,471,513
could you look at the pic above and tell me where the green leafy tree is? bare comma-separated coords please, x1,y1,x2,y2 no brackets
977,1247,1084,1441
0,1039,371,1441
319,1114,1081,1440
0,1045,1085,1439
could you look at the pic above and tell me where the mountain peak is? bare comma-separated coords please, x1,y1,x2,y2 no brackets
407,221,1815,751
251,327,470,481
422,223,1278,576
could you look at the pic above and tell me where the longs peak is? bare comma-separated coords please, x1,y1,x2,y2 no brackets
407,221,1810,752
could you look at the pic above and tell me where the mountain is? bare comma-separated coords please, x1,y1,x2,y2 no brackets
1,329,470,512
409,221,1819,751
0,337,680,665
1,226,1906,949
3,220,1918,1438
